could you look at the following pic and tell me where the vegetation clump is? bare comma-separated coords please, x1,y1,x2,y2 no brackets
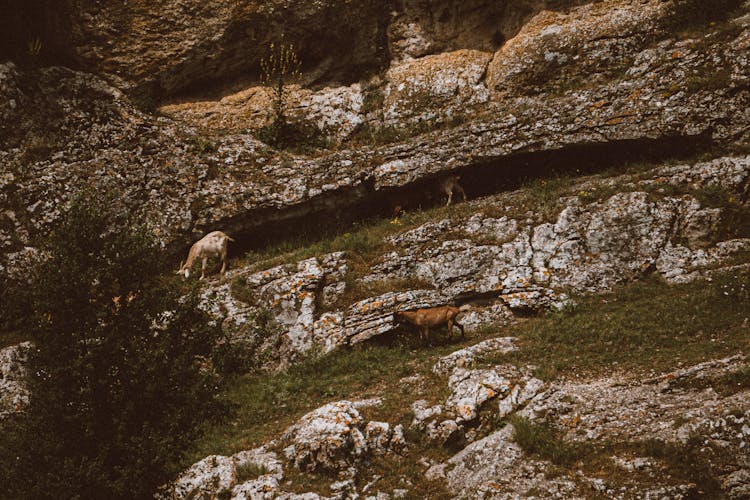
0,193,228,499
256,37,325,152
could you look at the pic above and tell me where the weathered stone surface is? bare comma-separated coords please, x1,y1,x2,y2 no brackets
522,359,750,446
487,0,673,96
433,337,517,376
4,0,750,274
426,425,581,499
170,454,237,499
282,399,400,473
313,289,449,348
445,365,544,423
367,156,750,303
185,155,750,361
225,252,347,353
231,475,281,500
427,354,750,498
723,469,750,500
161,83,365,141
0,341,31,418
411,400,444,429
168,446,284,499
381,49,492,126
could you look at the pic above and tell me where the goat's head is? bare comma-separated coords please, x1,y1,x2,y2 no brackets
176,260,190,279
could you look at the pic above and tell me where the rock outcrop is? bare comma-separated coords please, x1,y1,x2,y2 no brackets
3,0,750,498
197,154,749,355
0,341,31,418
3,0,750,280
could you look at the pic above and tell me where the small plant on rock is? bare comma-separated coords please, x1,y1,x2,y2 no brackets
257,36,313,150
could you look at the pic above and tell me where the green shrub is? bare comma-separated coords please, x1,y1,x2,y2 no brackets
211,309,282,375
0,193,228,499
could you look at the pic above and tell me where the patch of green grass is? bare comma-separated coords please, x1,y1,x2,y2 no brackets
633,435,721,496
235,462,271,483
184,336,469,465
506,271,750,379
686,68,732,93
509,416,595,467
519,175,575,221
672,364,750,397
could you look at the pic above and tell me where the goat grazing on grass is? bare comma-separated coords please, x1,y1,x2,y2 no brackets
394,305,466,344
440,174,467,206
177,231,235,280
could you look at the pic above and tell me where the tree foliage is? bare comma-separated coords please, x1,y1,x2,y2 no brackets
0,194,227,499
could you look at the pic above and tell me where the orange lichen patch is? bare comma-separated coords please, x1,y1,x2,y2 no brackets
487,482,502,491
485,388,496,398
562,414,581,427
671,50,682,59
605,116,627,126
590,99,610,109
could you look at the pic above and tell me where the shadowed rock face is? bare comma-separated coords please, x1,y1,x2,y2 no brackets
1,0,593,102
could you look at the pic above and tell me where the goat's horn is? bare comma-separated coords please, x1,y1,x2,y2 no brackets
178,260,184,270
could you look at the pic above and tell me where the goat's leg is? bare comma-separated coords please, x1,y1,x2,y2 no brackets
200,256,207,280
447,318,454,340
456,184,467,202
220,255,227,274
446,189,453,206
455,319,465,338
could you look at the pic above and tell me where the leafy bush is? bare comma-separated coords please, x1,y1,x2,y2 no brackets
0,193,228,499
211,308,282,375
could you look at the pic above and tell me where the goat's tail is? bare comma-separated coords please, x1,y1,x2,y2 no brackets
226,235,236,243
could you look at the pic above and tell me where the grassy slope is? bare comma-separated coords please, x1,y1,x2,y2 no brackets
187,269,750,494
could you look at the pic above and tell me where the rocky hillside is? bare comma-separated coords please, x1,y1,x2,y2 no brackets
2,0,750,498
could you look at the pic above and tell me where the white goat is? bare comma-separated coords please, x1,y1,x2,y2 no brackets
177,231,235,280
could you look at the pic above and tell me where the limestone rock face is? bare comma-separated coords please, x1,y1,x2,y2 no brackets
166,445,287,499
0,341,31,418
185,155,750,359
486,0,673,96
4,0,750,273
381,49,492,126
60,0,389,98
432,337,517,376
281,399,402,473
426,425,581,499
232,253,348,352
367,157,750,303
445,366,545,423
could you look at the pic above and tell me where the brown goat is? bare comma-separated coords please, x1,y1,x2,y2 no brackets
394,305,465,343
